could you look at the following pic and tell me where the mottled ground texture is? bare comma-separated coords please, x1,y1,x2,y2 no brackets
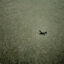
0,0,64,64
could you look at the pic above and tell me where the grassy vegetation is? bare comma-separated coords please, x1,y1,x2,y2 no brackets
0,0,64,64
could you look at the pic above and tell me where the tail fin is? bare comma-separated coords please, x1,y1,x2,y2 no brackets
39,30,41,32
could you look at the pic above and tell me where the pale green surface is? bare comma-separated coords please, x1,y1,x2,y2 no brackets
0,0,64,64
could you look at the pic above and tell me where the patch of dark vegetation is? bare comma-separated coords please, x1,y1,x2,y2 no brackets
56,50,64,64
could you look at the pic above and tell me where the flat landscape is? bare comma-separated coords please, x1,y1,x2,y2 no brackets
0,0,64,64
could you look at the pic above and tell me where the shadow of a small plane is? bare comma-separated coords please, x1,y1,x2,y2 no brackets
39,30,47,36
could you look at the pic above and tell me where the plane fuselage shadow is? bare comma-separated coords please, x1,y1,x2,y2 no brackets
39,30,47,36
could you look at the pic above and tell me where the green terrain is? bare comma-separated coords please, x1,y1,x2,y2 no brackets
0,0,64,64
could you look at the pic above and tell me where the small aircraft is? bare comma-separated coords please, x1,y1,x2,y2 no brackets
39,30,47,36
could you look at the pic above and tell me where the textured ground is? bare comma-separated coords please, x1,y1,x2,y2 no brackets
0,0,64,64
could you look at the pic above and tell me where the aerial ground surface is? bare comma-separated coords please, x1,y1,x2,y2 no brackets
0,0,64,64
